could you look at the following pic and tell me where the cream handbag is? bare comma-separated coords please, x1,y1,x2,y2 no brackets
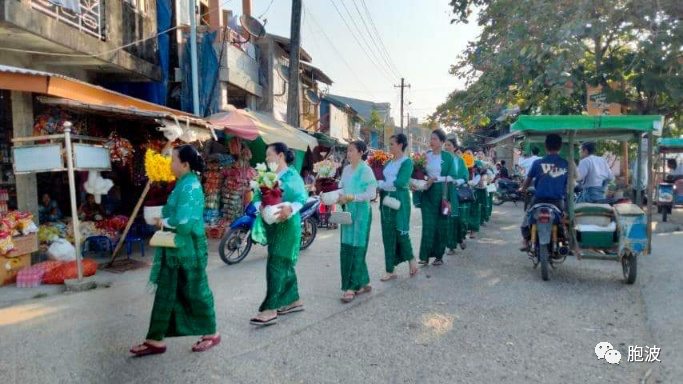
329,211,353,225
149,228,177,248
382,196,401,210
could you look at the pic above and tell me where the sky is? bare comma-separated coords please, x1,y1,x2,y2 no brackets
231,0,481,125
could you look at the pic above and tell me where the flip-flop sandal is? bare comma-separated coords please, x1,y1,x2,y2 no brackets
130,342,167,357
380,274,397,282
277,304,304,315
447,249,456,255
192,334,221,352
250,316,278,326
418,260,429,266
341,292,355,303
432,259,444,266
356,286,372,295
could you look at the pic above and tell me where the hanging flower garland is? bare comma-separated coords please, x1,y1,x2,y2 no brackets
106,132,135,167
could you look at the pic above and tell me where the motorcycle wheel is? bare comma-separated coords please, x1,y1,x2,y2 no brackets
219,226,252,265
622,252,637,284
492,193,505,206
538,244,550,281
300,217,318,250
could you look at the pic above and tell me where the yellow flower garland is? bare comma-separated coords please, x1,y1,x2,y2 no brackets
145,149,176,182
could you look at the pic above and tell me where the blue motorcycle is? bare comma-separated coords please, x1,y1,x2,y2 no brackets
218,196,321,265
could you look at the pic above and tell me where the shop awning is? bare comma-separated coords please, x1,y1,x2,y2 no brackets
512,115,664,141
211,109,317,151
206,111,260,140
485,131,521,146
0,65,196,118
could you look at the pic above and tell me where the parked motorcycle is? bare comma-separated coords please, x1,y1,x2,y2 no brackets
218,196,321,265
526,203,568,281
492,179,525,206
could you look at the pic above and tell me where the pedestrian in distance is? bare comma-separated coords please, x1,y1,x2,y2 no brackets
130,144,219,356
337,140,377,303
378,134,418,281
250,143,308,327
444,138,470,255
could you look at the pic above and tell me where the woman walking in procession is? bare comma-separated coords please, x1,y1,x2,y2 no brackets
412,129,457,266
464,149,481,238
444,139,470,255
131,145,219,356
378,134,419,281
337,140,377,303
250,143,308,326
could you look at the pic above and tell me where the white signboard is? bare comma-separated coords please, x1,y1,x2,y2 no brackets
73,144,112,171
12,144,65,174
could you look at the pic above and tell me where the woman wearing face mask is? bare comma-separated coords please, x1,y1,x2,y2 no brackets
337,140,377,303
444,138,470,254
378,134,418,281
250,143,308,327
411,129,457,266
130,145,219,356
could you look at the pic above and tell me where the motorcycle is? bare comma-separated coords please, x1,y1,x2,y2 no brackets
526,203,569,281
492,178,525,206
218,196,321,265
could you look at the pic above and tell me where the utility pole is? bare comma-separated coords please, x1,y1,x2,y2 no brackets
394,78,410,133
287,0,303,127
189,0,200,116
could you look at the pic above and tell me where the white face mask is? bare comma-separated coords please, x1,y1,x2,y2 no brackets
268,162,279,172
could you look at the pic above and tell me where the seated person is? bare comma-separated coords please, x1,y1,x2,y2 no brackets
39,193,63,223
78,194,105,222
665,159,683,182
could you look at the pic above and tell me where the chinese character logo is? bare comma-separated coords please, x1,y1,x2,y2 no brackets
595,342,621,365
628,345,661,363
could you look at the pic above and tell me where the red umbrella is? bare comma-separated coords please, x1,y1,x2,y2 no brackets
206,110,260,140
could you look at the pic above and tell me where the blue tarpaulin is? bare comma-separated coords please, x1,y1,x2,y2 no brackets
181,31,219,116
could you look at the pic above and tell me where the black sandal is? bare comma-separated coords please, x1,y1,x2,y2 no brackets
432,259,444,266
418,260,429,265
250,316,278,326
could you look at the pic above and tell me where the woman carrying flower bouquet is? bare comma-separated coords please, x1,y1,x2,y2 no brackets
463,149,481,237
411,129,458,266
131,145,219,356
378,134,418,281
337,140,377,303
249,143,308,327
444,139,470,254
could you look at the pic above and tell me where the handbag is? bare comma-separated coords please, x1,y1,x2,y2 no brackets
440,182,451,216
457,186,475,203
149,228,177,248
382,196,401,210
329,211,352,225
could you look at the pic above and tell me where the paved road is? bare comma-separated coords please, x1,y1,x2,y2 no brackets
0,203,675,383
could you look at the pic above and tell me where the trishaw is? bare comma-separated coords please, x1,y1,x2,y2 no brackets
511,115,660,284
655,138,683,222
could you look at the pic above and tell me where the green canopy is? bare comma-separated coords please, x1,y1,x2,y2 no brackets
308,131,348,148
511,115,663,141
657,138,683,153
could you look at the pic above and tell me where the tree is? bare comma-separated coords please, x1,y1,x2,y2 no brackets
434,0,683,137
367,110,384,132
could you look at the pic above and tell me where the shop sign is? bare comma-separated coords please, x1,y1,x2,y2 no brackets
12,144,65,174
73,144,111,171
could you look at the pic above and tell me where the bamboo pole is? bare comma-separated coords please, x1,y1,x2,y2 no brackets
567,131,581,260
646,132,654,254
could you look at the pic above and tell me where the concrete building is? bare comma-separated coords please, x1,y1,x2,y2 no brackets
320,96,362,143
325,94,394,149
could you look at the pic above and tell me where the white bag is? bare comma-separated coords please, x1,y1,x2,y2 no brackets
410,179,428,191
329,211,352,225
262,204,283,225
321,190,341,205
486,184,497,193
382,196,401,210
47,239,76,261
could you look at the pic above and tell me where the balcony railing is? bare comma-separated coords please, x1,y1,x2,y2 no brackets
29,0,103,39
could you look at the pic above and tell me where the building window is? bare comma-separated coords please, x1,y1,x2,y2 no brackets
124,0,148,14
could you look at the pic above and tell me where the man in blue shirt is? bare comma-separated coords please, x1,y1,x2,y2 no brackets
519,134,569,250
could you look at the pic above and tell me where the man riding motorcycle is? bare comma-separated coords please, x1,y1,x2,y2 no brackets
519,134,569,251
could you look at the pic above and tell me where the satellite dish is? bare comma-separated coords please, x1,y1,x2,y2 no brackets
240,15,266,40
277,64,290,82
305,89,321,105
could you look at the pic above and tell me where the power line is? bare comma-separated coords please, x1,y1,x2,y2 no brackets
359,0,402,77
352,0,401,78
0,0,234,57
304,2,378,99
257,0,275,19
332,0,395,81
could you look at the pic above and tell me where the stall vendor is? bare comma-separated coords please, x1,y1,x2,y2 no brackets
39,193,63,223
78,194,105,222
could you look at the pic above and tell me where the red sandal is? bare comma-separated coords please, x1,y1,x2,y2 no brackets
130,341,167,357
192,334,221,352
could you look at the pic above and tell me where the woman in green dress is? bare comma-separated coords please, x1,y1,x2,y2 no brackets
444,139,470,254
412,129,457,266
378,134,418,281
250,143,308,326
465,149,482,237
337,140,378,303
131,145,219,356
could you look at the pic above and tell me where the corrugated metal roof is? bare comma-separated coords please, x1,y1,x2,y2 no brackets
0,65,64,78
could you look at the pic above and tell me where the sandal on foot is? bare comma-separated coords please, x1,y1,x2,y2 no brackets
192,334,221,352
410,268,419,277
418,260,429,266
432,259,444,266
250,316,278,327
277,304,304,315
130,342,166,357
341,292,355,303
356,286,372,295
460,243,467,250
380,274,397,282
447,249,456,255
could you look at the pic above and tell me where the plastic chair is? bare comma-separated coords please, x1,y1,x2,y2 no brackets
124,221,146,258
82,235,113,257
